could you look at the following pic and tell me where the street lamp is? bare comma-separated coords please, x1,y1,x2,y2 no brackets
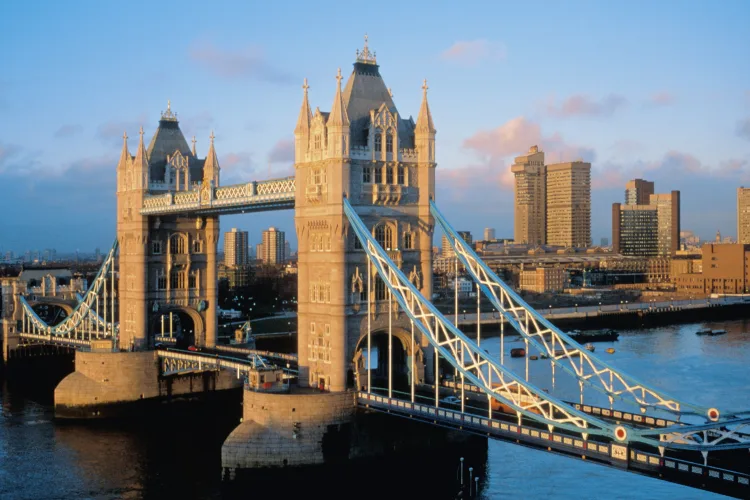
549,305,552,317
598,302,602,312
575,303,578,313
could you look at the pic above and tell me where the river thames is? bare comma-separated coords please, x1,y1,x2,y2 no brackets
1,318,748,499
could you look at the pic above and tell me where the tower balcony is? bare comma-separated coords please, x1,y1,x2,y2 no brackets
371,184,403,205
305,184,328,203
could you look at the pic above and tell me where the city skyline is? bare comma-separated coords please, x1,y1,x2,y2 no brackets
1,1,749,251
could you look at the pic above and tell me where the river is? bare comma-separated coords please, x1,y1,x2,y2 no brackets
1,318,748,499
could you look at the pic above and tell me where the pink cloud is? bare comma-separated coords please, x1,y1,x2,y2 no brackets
220,151,256,183
544,94,627,118
440,40,506,66
647,91,675,107
267,138,294,164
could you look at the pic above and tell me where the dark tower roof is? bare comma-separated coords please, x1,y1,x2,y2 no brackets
146,101,203,182
341,37,414,148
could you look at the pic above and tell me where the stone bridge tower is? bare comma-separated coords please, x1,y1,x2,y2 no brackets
116,103,219,351
294,38,437,392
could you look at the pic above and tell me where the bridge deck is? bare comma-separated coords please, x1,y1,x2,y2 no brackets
358,392,750,498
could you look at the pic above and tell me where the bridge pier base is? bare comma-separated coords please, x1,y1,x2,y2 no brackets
54,350,242,418
221,388,482,477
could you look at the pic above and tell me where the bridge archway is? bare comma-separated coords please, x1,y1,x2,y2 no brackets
352,328,424,393
27,299,75,326
149,305,204,348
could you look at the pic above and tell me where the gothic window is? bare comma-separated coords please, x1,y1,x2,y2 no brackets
404,232,413,250
374,131,382,151
192,240,201,254
157,271,167,290
313,169,321,184
386,166,393,184
385,226,394,250
152,241,163,255
314,134,321,150
188,271,197,289
353,234,362,250
385,132,393,153
170,234,185,254
375,277,387,301
397,166,405,185
363,167,371,183
170,270,182,289
375,225,386,249
374,167,382,184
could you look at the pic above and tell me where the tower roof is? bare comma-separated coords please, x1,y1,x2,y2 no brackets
117,131,131,169
133,127,149,174
294,78,312,134
203,131,220,181
341,36,414,147
146,101,200,182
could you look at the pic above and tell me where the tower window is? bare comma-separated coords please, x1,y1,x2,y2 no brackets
314,134,321,150
374,167,382,184
157,272,167,290
374,132,382,151
375,277,387,301
404,232,413,249
397,166,405,185
363,167,371,183
385,132,393,153
170,234,185,254
375,225,386,249
152,241,163,255
386,167,393,184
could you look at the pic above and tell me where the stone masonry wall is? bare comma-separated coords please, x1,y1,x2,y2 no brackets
222,390,355,471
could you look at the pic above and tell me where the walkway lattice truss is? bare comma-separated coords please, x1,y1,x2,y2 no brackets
19,240,119,345
345,199,750,453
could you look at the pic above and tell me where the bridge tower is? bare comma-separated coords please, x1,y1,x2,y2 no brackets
116,103,219,350
295,38,437,392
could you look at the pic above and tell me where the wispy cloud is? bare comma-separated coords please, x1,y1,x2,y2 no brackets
736,118,750,141
54,124,83,139
189,42,295,84
220,151,256,183
0,143,42,175
544,94,627,118
267,138,294,164
95,115,148,148
645,91,675,107
440,39,506,66
181,111,215,135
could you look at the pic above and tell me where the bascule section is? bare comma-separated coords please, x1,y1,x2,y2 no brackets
294,37,437,393
116,103,219,351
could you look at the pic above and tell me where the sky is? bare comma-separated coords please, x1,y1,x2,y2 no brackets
0,0,748,253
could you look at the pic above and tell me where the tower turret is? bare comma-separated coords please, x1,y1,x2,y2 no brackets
203,131,220,187
131,127,150,191
116,132,131,193
326,68,350,158
294,78,311,162
415,79,436,164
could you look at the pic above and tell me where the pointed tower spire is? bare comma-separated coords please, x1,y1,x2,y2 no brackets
131,127,149,190
416,79,436,134
118,131,131,168
294,78,312,134
203,130,220,187
327,68,349,127
191,136,197,156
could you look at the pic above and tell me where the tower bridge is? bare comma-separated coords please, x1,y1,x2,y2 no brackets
1,37,749,497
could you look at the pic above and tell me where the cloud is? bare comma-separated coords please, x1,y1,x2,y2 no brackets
220,151,256,183
181,111,214,135
736,118,750,141
440,39,506,66
95,115,148,147
54,124,83,139
267,138,294,164
190,42,295,84
0,143,42,175
544,94,627,118
462,116,595,167
645,91,675,107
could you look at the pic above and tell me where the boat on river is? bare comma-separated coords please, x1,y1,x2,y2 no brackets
696,329,727,336
568,329,619,343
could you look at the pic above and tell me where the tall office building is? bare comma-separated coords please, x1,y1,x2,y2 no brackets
484,228,496,241
625,179,655,205
260,227,285,264
739,187,750,244
546,161,591,247
224,228,249,267
511,146,546,245
612,203,659,256
441,232,471,257
650,191,680,256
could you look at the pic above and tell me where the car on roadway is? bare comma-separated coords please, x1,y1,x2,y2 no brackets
187,345,201,352
440,395,462,405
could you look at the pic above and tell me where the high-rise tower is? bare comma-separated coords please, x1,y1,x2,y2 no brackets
511,146,546,245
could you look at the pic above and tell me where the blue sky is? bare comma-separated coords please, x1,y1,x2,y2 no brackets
1,0,748,252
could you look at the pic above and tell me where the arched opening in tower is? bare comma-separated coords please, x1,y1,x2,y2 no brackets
354,330,423,394
30,303,70,326
151,309,198,349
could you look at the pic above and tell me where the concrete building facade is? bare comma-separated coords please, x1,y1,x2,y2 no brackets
511,146,546,245
738,187,750,245
260,227,285,264
546,161,591,247
676,243,750,294
625,178,655,205
224,228,248,267
650,191,680,256
612,203,659,256
519,267,566,293
484,228,496,241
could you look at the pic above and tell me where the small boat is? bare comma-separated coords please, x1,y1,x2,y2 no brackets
529,355,539,361
695,329,712,335
606,347,616,354
584,343,595,352
553,349,580,357
569,329,619,343
540,353,549,360
696,329,727,336
510,348,526,358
